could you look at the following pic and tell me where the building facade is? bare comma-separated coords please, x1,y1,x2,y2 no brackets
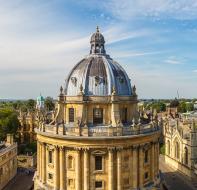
17,95,46,144
18,110,38,144
163,111,197,179
34,28,162,190
0,134,17,190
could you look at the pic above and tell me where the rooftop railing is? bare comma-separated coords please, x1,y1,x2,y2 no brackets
37,122,161,137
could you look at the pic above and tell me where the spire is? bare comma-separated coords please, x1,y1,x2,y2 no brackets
90,26,106,54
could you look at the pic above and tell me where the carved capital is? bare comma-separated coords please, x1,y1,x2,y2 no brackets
116,146,124,151
59,146,65,151
108,147,116,152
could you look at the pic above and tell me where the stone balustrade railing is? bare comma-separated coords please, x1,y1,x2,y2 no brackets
37,122,161,137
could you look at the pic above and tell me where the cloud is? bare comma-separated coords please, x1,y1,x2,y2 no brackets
112,51,162,58
99,0,197,20
193,70,197,73
165,59,182,65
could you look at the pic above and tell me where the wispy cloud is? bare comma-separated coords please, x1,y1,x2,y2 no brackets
113,51,162,58
99,0,197,20
164,56,184,65
193,69,197,73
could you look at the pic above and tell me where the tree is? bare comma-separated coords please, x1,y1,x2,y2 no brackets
178,101,187,113
186,102,194,112
26,99,36,110
0,108,20,141
44,97,55,111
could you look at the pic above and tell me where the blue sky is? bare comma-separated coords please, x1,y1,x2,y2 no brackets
0,0,197,99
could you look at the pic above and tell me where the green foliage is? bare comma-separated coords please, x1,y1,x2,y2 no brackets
178,101,194,113
0,108,20,141
18,142,37,155
146,101,166,112
26,99,36,111
186,102,194,112
160,144,165,155
44,97,55,111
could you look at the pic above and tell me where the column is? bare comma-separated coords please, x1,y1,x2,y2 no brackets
151,142,155,181
39,142,42,181
157,142,160,177
54,146,60,190
108,149,114,190
117,149,122,190
84,149,89,190
154,142,158,177
139,145,144,188
41,143,46,183
132,146,138,189
37,142,40,178
59,146,65,190
76,149,81,190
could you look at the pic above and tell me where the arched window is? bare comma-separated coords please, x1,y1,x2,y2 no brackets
48,150,53,164
174,141,180,159
121,108,127,124
144,150,148,163
93,108,103,124
184,147,188,165
69,108,74,122
95,155,102,170
167,140,170,155
68,156,74,169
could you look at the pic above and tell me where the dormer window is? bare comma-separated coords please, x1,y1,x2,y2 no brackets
119,77,124,83
71,77,77,87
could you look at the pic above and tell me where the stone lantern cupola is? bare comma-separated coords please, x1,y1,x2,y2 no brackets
90,26,106,54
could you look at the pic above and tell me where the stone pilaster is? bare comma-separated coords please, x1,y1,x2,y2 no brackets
76,149,81,190
108,148,114,190
41,143,46,183
132,145,138,189
151,142,155,181
157,142,159,177
59,146,65,190
54,145,59,190
39,142,42,181
84,149,89,190
117,149,122,190
37,142,40,178
139,144,144,188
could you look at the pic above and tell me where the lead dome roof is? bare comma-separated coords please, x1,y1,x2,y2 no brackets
64,27,132,96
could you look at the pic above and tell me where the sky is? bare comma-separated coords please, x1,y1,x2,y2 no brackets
0,0,197,99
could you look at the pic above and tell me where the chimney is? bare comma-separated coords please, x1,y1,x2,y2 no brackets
6,134,14,145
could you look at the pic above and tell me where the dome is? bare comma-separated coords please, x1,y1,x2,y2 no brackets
64,27,132,96
90,26,105,44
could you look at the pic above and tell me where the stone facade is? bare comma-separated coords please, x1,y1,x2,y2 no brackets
0,134,17,189
18,110,37,144
17,153,37,169
34,28,162,190
163,111,197,179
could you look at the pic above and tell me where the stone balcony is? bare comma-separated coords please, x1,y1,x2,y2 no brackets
36,122,161,138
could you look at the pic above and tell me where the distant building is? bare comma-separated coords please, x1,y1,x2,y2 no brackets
194,101,197,110
36,94,45,110
0,134,17,189
17,95,46,144
18,110,38,144
17,153,37,169
34,27,162,190
163,111,197,179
